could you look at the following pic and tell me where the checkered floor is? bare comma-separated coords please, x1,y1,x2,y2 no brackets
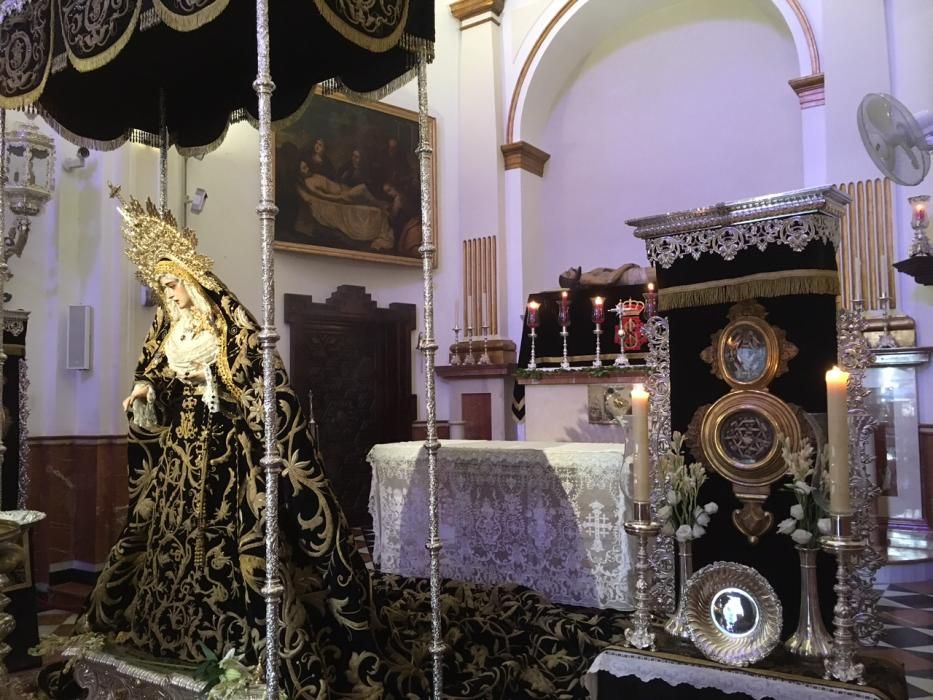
18,551,933,699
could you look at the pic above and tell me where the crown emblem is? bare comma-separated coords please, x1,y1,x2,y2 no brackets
621,298,646,316
109,183,218,292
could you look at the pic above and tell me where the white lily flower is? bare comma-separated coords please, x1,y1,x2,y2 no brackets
696,512,710,527
667,489,680,506
660,522,675,537
657,505,672,521
817,517,831,535
791,529,813,545
777,517,796,535
675,524,693,542
790,504,804,520
693,506,704,518
704,502,718,514
692,524,706,539
794,480,813,495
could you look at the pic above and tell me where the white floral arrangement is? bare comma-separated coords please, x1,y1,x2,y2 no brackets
656,432,718,542
776,436,831,547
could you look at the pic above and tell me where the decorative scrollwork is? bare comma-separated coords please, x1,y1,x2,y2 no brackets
836,303,883,646
0,0,52,102
3,319,23,337
644,316,674,615
317,0,406,39
17,357,28,509
646,214,839,269
58,0,139,61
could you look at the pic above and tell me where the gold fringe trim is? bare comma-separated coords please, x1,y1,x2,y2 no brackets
312,0,409,54
658,269,840,311
65,1,142,74
153,0,230,32
0,9,54,111
320,66,419,102
139,6,160,30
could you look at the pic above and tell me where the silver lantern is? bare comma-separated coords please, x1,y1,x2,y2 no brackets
3,121,56,267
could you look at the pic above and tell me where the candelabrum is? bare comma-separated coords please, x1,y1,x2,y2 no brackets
463,327,476,365
875,293,898,349
560,326,570,369
614,340,630,368
478,324,491,365
908,195,931,257
450,325,462,366
527,327,538,369
624,501,660,650
592,325,603,368
821,513,866,685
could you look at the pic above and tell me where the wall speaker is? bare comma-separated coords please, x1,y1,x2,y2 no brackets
66,305,92,370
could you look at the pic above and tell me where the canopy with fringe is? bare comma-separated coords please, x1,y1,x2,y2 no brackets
0,0,434,153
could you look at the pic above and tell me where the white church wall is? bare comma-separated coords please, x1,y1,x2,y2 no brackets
528,0,804,295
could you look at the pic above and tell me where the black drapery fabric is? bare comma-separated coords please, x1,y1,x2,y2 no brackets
0,0,434,151
653,236,840,637
512,285,650,420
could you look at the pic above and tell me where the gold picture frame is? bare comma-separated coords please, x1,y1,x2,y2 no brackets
272,91,438,267
685,561,783,667
701,301,797,391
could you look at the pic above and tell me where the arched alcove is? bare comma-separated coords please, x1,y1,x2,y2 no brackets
507,0,812,297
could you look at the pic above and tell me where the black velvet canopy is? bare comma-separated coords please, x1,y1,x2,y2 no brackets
0,0,434,151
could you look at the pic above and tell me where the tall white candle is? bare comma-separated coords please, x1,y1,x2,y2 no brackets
631,384,651,502
880,254,889,297
454,299,460,326
826,366,851,514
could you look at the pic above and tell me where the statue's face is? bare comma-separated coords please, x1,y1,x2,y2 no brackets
161,276,192,310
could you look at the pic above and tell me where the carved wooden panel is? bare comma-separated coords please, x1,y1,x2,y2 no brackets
285,287,416,528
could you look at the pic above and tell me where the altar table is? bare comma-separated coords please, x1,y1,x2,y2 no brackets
367,440,634,609
584,645,906,700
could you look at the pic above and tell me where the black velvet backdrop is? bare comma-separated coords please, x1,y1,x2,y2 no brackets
656,237,840,637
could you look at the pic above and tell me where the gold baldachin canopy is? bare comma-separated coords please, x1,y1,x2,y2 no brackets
109,183,218,292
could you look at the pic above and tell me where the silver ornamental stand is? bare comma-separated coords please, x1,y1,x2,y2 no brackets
821,514,866,684
415,51,446,699
254,1,284,694
624,501,660,650
644,317,675,615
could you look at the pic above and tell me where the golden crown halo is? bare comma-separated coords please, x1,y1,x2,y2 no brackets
108,183,218,292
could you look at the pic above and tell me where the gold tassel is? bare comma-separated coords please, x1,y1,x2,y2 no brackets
312,0,409,54
659,269,840,311
153,0,230,32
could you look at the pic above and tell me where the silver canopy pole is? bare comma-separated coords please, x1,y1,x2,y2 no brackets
415,51,445,699
253,0,283,695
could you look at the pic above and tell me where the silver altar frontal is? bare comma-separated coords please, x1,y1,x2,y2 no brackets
368,440,636,610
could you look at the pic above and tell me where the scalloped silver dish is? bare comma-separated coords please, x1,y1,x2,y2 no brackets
685,561,782,667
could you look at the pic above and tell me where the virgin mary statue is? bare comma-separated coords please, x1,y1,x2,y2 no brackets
41,189,628,699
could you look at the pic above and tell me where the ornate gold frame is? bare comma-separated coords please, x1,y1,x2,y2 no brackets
700,391,800,488
700,301,797,391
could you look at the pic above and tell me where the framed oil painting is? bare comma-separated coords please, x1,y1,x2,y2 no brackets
273,92,437,266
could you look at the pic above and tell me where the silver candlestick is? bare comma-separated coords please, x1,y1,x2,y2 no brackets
593,325,603,368
528,327,538,369
464,327,476,365
478,324,491,365
450,325,462,366
822,513,866,685
624,500,660,650
875,293,897,349
560,326,570,369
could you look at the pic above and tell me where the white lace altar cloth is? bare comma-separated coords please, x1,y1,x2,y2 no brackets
367,440,634,609
584,647,888,699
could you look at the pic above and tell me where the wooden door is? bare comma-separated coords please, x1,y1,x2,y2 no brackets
285,286,416,528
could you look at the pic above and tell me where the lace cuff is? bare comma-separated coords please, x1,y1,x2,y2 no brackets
202,365,220,414
131,383,158,431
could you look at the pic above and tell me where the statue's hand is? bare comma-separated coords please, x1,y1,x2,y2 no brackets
122,384,150,412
